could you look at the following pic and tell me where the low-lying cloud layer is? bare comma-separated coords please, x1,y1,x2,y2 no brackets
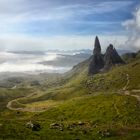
0,52,70,73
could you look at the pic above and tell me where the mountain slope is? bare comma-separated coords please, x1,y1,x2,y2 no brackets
0,43,140,139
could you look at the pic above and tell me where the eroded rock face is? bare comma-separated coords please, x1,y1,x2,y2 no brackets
104,44,125,70
89,36,104,74
89,37,124,75
89,55,104,74
93,36,101,55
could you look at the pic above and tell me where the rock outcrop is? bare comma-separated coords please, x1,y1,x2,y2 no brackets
103,44,125,70
122,50,140,61
93,36,101,54
89,37,124,75
89,36,104,74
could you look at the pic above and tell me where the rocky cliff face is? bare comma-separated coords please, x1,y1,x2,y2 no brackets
93,36,101,55
103,44,125,70
89,36,104,74
89,37,124,75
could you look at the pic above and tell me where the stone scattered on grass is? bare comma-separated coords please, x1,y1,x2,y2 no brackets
50,123,63,131
32,123,41,131
26,121,34,129
67,124,76,130
78,121,85,125
97,129,111,138
26,121,41,131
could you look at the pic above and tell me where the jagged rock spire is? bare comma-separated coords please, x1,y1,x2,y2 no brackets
89,38,125,75
89,36,104,74
103,44,125,70
93,36,101,54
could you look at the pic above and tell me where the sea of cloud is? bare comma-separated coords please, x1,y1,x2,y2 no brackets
0,51,71,73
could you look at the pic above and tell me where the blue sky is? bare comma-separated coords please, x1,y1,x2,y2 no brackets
0,0,139,51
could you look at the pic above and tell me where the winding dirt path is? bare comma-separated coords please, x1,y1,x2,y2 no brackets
123,74,130,91
7,73,140,113
123,74,140,102
7,99,23,111
6,93,47,112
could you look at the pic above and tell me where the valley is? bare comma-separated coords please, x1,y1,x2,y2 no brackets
0,37,140,140
0,0,140,139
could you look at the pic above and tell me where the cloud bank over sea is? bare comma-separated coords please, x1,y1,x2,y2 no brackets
0,50,90,74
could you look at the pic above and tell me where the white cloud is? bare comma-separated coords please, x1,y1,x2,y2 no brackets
0,34,127,51
0,51,69,73
0,0,133,21
122,5,140,50
0,0,132,51
0,0,134,34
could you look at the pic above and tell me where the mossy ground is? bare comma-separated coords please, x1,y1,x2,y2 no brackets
0,58,140,140
0,94,140,140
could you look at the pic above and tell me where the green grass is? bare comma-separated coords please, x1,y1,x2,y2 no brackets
21,58,140,104
0,57,140,139
11,100,26,108
0,94,140,140
36,94,140,124
84,59,140,92
0,88,34,111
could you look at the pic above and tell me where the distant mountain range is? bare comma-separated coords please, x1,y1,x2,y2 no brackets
7,48,131,56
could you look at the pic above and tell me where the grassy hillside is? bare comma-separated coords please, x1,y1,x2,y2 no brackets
0,88,34,112
0,56,140,140
14,56,140,105
0,94,139,140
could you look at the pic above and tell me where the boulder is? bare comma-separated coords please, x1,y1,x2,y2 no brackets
50,123,63,131
26,121,41,131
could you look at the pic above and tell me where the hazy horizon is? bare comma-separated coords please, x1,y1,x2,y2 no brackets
0,50,92,74
0,0,140,74
0,0,139,52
